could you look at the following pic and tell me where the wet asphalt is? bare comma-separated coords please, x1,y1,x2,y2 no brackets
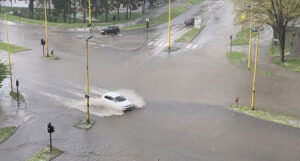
0,0,300,160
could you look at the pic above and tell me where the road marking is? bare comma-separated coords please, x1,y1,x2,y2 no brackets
192,45,198,49
153,41,160,46
158,42,164,46
187,44,192,48
148,41,154,45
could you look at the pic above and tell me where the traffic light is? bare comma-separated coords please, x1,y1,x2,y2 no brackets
41,39,45,46
47,122,55,133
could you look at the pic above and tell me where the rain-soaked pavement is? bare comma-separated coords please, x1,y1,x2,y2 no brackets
0,0,300,160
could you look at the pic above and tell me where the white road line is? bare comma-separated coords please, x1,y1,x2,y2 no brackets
158,42,164,46
192,45,198,49
153,41,160,46
148,41,154,45
187,44,192,48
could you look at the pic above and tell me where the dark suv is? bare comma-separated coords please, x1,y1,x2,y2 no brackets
184,18,194,26
101,26,120,35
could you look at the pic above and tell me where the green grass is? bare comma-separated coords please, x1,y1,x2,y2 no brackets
0,42,30,53
232,28,259,46
26,146,63,161
257,69,277,77
230,105,300,128
124,6,187,30
74,120,95,130
0,61,8,88
232,29,249,45
175,26,204,42
0,126,17,143
10,91,25,102
271,57,300,73
268,29,293,56
0,14,137,28
226,51,247,67
188,0,203,4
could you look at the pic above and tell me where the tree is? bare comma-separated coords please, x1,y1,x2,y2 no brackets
28,0,36,19
234,0,300,62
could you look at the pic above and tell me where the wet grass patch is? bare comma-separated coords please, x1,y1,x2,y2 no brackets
124,7,187,30
175,26,204,42
271,57,300,73
41,55,60,61
0,126,17,143
10,91,25,102
0,14,137,28
226,51,247,67
188,0,203,4
229,105,300,128
0,41,31,53
232,28,258,46
26,146,63,161
74,120,95,130
0,61,8,88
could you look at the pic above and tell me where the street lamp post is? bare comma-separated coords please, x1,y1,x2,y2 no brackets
4,12,13,92
250,27,264,110
167,0,171,51
44,0,49,57
85,35,93,124
246,5,253,70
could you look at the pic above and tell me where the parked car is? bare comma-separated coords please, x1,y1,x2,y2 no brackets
184,18,194,26
101,26,120,35
102,92,133,111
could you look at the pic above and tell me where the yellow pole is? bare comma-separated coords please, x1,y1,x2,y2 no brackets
247,11,253,70
44,0,49,57
5,14,13,92
251,32,259,110
168,0,171,50
88,0,92,25
86,40,90,124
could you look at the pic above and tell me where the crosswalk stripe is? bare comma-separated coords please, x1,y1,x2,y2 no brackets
148,41,154,45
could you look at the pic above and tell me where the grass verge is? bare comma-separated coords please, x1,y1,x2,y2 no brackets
232,28,258,46
226,51,247,67
0,42,31,53
226,51,277,76
0,14,134,28
230,105,300,128
175,26,204,42
0,61,8,88
0,126,17,143
124,6,187,30
26,146,63,161
188,0,203,4
74,120,95,130
268,28,294,56
271,57,300,73
10,91,25,102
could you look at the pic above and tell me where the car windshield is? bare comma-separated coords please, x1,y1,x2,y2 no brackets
115,96,126,102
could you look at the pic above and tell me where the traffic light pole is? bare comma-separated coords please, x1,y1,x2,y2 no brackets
49,132,52,151
5,14,13,93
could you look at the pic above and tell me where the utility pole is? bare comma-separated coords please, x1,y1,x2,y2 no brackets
167,0,171,51
250,27,263,110
5,14,13,93
247,7,253,70
44,0,49,57
85,35,93,124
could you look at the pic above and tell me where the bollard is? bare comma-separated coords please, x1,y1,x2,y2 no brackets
16,80,19,107
51,50,54,58
235,97,240,107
